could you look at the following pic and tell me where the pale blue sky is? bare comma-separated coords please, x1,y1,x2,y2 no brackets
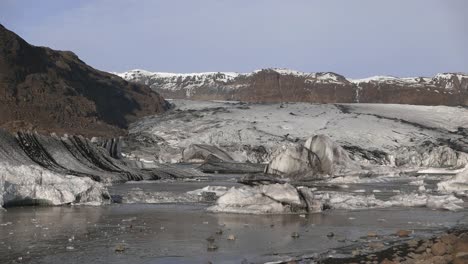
1,0,467,78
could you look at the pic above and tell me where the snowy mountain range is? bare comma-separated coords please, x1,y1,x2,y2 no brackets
116,68,468,105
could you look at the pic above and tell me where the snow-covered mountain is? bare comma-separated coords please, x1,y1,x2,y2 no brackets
116,69,468,106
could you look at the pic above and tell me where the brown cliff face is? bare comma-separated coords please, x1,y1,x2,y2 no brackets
119,69,468,106
228,70,355,103
0,24,169,137
355,77,467,105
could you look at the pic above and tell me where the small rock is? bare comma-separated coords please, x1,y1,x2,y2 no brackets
407,239,419,248
440,234,458,245
227,234,236,241
369,242,384,249
443,254,453,263
367,231,378,238
428,255,448,264
111,194,123,204
396,230,412,238
431,242,447,256
66,246,74,250
327,232,335,238
201,192,217,202
291,232,300,239
454,252,468,264
115,244,125,252
215,229,223,235
454,234,468,264
206,236,215,243
415,245,427,253
207,243,218,251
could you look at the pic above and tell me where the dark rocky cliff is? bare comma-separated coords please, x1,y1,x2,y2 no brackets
0,24,170,137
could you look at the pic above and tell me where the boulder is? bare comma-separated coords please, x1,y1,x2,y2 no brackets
182,144,233,162
431,242,447,256
0,163,110,206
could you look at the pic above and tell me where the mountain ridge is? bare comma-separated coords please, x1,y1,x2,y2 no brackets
116,68,468,105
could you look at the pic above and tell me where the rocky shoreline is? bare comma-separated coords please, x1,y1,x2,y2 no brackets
311,227,468,264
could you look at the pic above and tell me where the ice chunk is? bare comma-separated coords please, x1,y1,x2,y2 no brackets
0,163,109,206
187,186,228,197
260,183,302,205
437,166,468,196
207,183,303,214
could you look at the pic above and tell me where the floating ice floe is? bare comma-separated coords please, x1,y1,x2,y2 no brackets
316,191,464,211
123,189,197,204
207,183,303,214
409,180,424,186
207,182,465,214
437,166,468,197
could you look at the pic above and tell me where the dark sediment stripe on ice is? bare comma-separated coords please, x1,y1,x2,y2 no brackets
100,137,123,159
0,129,147,183
0,130,37,166
16,132,73,175
35,133,124,182
1,129,206,183
64,135,141,181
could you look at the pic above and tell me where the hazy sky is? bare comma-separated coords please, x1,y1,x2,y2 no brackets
1,0,467,78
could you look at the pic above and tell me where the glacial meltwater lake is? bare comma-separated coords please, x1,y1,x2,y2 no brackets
1,176,467,264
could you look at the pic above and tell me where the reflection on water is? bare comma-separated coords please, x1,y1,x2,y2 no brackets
1,204,467,264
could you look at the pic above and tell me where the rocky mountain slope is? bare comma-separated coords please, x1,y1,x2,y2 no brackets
0,24,169,137
117,69,468,106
